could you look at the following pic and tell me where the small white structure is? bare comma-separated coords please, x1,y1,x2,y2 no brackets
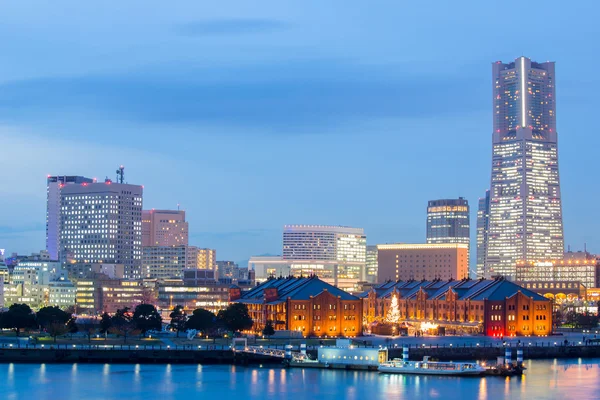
318,341,387,368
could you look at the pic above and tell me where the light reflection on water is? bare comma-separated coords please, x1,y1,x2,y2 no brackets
0,359,599,400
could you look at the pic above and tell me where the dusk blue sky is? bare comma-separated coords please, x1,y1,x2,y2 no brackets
1,1,599,266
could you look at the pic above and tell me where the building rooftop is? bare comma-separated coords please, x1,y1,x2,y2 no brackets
237,276,359,305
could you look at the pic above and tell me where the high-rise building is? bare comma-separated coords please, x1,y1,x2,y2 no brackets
366,245,378,283
426,198,470,267
196,248,216,270
59,180,143,279
485,57,564,279
46,175,94,260
377,243,469,282
141,209,188,247
476,190,491,278
282,225,366,291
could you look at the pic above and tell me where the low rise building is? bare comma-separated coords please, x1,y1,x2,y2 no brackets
248,256,291,283
377,243,469,282
515,252,597,297
362,278,552,337
232,276,363,337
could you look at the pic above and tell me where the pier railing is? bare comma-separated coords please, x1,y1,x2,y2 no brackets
0,340,598,351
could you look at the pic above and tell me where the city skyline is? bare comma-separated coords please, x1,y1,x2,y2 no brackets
1,2,599,263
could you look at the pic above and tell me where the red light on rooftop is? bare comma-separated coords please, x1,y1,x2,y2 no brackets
47,174,51,178
82,183,88,186
106,181,111,185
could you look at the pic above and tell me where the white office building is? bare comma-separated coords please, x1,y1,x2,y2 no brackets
59,180,143,279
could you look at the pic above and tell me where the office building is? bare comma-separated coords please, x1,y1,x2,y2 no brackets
46,175,94,260
282,225,367,291
75,276,148,314
142,245,196,280
366,246,378,283
516,251,598,301
142,209,188,247
232,276,363,337
377,243,469,282
248,256,291,283
426,199,470,267
60,180,143,279
485,57,565,279
476,191,491,278
362,278,552,337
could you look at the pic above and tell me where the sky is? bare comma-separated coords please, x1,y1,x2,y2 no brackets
1,1,599,266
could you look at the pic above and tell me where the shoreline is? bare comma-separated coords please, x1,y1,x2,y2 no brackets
1,344,600,364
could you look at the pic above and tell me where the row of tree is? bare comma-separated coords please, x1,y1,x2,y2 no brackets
0,302,259,343
167,303,254,337
0,304,77,342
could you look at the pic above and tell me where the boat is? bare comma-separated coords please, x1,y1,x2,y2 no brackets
378,356,486,376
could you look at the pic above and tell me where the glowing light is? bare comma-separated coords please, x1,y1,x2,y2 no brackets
521,56,526,127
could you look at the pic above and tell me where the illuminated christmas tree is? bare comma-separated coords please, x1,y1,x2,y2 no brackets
386,293,400,324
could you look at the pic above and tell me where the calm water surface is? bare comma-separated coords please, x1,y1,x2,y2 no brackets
0,359,599,400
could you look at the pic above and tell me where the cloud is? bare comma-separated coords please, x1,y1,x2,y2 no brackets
0,60,488,134
173,18,287,37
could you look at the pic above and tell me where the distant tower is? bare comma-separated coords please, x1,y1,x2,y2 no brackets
485,57,564,279
426,198,470,268
476,190,491,278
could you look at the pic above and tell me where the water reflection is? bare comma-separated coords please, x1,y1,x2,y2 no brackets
0,359,598,400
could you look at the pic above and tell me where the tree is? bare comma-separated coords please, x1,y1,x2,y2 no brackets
37,306,71,330
99,312,112,338
132,304,162,337
169,305,187,337
0,304,36,336
47,322,69,343
67,317,79,334
262,320,275,337
385,294,401,324
186,308,217,335
217,303,253,333
110,307,138,343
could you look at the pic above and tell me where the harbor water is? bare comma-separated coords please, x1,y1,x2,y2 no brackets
0,358,599,400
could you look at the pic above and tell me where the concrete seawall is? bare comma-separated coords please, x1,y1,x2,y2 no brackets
0,345,599,364
0,348,281,365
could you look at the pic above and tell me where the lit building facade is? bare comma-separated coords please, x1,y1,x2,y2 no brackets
142,209,188,247
46,175,94,260
282,225,367,290
233,276,363,337
362,278,552,337
366,245,378,283
486,57,564,279
59,181,143,279
476,190,491,278
426,198,470,266
248,256,291,283
515,251,598,301
377,243,469,282
196,248,216,270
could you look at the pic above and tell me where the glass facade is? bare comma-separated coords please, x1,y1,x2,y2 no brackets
366,245,378,283
476,191,490,278
486,58,564,279
426,198,470,270
282,225,366,288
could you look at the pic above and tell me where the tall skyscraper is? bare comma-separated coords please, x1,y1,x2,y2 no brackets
141,209,188,247
485,57,564,279
476,190,491,278
282,225,366,291
59,180,143,279
46,175,94,260
426,198,470,268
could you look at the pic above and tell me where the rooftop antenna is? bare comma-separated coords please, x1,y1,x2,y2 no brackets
177,203,180,211
116,165,125,184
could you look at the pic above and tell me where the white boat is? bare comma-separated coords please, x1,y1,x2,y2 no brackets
378,356,485,376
